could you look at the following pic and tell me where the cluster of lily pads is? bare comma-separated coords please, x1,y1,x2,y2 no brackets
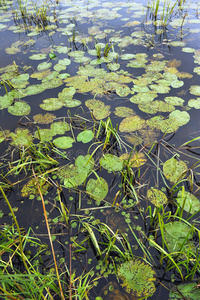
1,0,200,299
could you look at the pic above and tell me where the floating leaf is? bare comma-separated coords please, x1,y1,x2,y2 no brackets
50,121,70,135
176,190,200,214
49,53,57,59
164,96,184,106
35,129,53,142
163,157,187,183
77,130,94,143
37,62,52,71
10,128,32,147
138,100,175,114
120,152,147,168
21,178,50,198
188,98,200,109
100,154,123,173
119,116,146,132
53,136,74,149
29,53,47,60
40,98,63,111
107,63,120,71
147,188,168,207
58,155,94,188
8,102,31,116
164,221,194,253
169,282,200,300
190,85,200,96
116,85,130,97
85,99,111,120
118,260,156,298
114,106,135,117
86,177,108,202
33,113,56,124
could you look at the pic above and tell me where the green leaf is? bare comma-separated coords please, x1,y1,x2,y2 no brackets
8,102,31,116
100,154,123,173
86,177,108,202
163,157,187,183
53,136,74,149
77,130,94,143
118,260,156,298
147,188,168,207
176,190,200,214
169,282,200,300
119,116,146,132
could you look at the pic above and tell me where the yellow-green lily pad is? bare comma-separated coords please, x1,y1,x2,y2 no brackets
119,116,146,132
163,157,187,183
8,102,31,116
100,154,123,173
86,177,108,202
177,191,200,214
147,188,168,207
77,130,94,143
40,98,63,111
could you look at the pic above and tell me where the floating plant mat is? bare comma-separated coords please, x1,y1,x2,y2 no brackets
1,0,200,300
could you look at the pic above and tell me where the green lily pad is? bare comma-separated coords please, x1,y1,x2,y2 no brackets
53,136,74,149
85,99,111,120
64,99,81,107
169,282,200,300
8,102,31,116
118,260,156,298
10,128,32,147
37,62,52,71
100,154,123,173
0,94,14,109
50,121,70,135
116,85,130,97
107,63,120,71
138,100,175,114
188,98,200,109
190,85,200,96
35,129,53,142
114,107,135,117
163,157,187,183
164,221,194,253
171,80,184,88
176,190,200,214
77,130,94,143
29,53,47,60
86,177,108,202
58,155,94,188
130,92,158,104
40,98,63,111
119,116,146,132
21,178,50,198
147,188,168,207
164,96,184,106
58,58,71,66
169,110,190,126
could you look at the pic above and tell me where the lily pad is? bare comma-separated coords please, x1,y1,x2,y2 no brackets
86,177,108,202
29,53,47,60
169,282,200,300
53,136,74,149
120,152,147,168
33,113,56,124
188,98,200,109
118,260,156,298
164,96,184,106
21,178,50,198
176,190,200,214
190,85,200,96
147,188,168,207
8,102,31,116
164,221,194,253
100,154,123,173
163,157,187,183
114,106,135,117
85,99,111,120
116,85,130,97
119,116,146,132
50,121,70,135
10,128,32,147
40,98,63,111
77,130,94,143
58,155,94,188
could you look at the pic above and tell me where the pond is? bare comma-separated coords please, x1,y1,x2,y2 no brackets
1,0,200,299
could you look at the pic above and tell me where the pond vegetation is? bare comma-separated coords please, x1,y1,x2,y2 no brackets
1,0,200,299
